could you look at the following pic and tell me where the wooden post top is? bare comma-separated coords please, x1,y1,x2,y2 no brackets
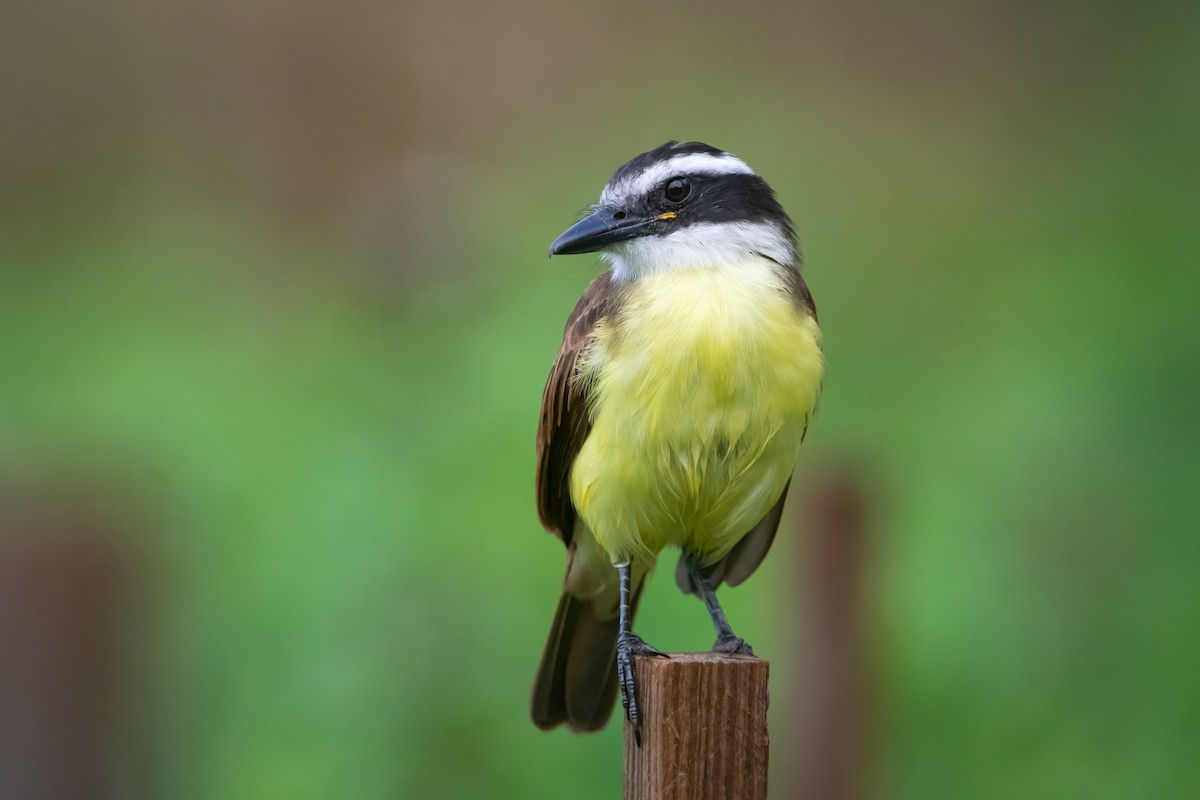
623,653,770,800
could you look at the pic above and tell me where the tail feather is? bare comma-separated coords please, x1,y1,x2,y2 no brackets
531,586,643,732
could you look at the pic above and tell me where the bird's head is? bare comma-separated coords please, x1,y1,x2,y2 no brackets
549,141,798,280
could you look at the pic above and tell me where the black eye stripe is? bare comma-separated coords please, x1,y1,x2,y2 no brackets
642,173,796,237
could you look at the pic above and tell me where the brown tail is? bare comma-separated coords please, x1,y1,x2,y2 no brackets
530,587,642,732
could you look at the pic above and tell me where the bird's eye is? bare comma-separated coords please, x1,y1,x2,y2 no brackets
664,177,690,203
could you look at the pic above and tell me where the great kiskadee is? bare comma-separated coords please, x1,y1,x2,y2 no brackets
531,141,823,742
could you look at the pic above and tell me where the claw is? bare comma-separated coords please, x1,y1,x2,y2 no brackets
713,634,756,657
617,631,668,746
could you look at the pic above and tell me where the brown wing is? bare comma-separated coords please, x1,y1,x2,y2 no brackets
536,272,621,544
782,262,818,320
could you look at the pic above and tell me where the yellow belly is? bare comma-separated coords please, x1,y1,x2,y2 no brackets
570,261,824,565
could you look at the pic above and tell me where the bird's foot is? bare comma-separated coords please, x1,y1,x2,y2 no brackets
617,631,669,746
712,634,756,657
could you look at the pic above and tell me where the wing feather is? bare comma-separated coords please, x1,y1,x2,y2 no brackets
536,272,621,545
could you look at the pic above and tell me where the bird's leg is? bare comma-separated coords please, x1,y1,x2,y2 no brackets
686,555,756,657
615,561,667,746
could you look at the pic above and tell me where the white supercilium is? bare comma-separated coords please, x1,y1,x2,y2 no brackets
599,152,754,207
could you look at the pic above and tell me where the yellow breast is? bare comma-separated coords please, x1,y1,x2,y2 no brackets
570,261,824,564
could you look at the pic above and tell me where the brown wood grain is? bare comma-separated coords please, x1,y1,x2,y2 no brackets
623,653,769,800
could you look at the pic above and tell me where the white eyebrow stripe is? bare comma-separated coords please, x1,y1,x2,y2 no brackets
601,152,755,204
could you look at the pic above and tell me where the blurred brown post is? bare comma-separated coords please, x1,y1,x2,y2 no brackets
793,470,870,800
0,488,130,800
623,653,769,800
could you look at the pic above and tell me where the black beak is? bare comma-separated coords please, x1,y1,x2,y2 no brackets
549,208,655,256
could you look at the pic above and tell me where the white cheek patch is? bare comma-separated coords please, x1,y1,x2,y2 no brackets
600,152,755,207
604,221,797,280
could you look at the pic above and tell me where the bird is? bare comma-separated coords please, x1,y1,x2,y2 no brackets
531,141,824,743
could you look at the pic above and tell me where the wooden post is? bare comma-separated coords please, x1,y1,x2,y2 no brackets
0,485,130,800
623,653,769,800
792,471,869,800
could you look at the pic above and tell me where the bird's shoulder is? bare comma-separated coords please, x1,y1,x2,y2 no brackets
775,260,817,321
535,271,625,542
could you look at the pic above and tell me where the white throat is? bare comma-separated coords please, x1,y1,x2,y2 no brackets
603,221,796,281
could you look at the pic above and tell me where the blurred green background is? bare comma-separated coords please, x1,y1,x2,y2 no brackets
1,1,1198,798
